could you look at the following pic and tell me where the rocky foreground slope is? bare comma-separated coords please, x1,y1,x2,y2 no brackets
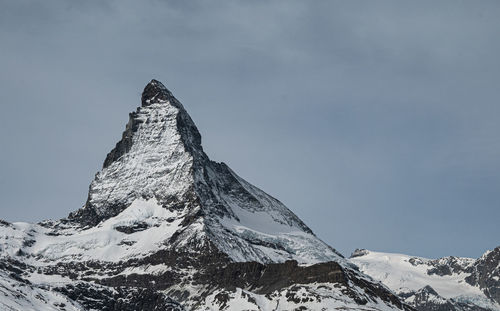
0,80,412,310
351,248,500,311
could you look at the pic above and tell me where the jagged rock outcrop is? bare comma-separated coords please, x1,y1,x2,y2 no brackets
466,247,500,305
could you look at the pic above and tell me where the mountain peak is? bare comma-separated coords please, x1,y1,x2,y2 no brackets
69,80,342,264
141,79,175,107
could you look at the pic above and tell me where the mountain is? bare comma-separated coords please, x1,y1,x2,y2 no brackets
0,80,412,310
350,248,500,311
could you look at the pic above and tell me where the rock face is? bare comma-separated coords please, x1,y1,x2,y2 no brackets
0,80,412,310
466,247,500,306
350,248,500,311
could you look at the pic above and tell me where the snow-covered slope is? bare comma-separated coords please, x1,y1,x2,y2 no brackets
351,249,500,311
0,263,82,311
0,80,411,310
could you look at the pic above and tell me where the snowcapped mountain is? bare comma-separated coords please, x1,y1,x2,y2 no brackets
67,79,342,265
350,248,500,311
0,80,412,310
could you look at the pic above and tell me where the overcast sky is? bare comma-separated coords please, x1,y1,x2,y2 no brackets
1,0,499,259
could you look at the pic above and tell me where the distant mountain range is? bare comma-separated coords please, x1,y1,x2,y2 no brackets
351,247,500,311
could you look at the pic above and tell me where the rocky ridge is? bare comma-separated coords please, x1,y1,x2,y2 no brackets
350,247,500,311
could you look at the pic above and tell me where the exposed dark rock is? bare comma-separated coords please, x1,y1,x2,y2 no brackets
409,257,425,266
102,111,139,169
195,259,345,295
0,219,11,227
114,222,149,234
466,247,500,304
141,79,177,107
350,249,369,258
412,286,456,311
56,283,184,311
427,257,471,277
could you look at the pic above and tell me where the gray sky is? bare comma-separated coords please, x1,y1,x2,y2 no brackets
1,0,499,259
